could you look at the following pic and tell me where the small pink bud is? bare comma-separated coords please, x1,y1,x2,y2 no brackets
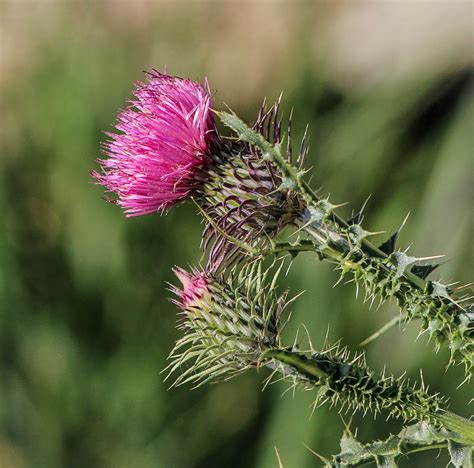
172,267,210,310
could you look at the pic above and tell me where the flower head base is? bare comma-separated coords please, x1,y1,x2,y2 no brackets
201,102,304,272
92,70,215,216
166,262,288,387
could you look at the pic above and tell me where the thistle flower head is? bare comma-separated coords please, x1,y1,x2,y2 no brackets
93,73,304,266
92,70,215,216
166,262,288,387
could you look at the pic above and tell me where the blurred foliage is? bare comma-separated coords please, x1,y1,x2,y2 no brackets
0,2,472,467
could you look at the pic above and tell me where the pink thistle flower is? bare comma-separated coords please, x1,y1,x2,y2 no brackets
92,70,216,216
171,267,210,310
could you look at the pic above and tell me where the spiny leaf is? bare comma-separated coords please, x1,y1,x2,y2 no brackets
327,420,472,467
347,196,372,226
448,441,473,468
411,263,440,280
379,231,399,255
377,214,410,255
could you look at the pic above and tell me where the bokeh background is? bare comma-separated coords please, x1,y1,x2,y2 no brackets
0,1,472,467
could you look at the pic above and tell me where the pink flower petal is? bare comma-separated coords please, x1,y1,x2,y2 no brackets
92,70,216,216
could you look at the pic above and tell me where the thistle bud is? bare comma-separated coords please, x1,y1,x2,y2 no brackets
167,263,287,387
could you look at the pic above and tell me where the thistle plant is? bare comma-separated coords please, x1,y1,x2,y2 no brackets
166,262,473,462
92,71,301,271
92,70,473,465
214,109,473,375
326,420,473,467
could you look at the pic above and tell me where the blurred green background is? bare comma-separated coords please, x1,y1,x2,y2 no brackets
0,1,472,467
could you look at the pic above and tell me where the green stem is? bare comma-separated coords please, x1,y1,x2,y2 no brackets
300,179,427,291
217,110,443,294
217,110,473,372
262,348,329,380
261,348,474,445
438,411,474,444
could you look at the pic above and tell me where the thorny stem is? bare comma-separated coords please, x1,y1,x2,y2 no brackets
299,184,425,292
261,348,474,445
437,411,474,444
405,443,447,455
217,111,473,373
327,420,473,467
215,111,445,291
241,115,450,299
